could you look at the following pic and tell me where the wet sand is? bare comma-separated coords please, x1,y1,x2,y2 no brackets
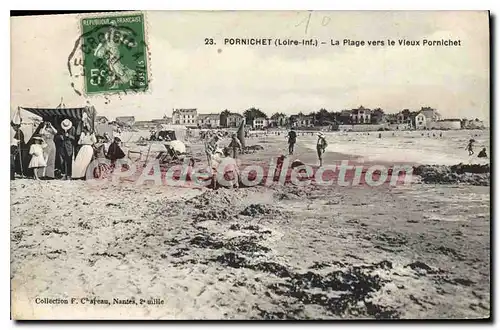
11,137,490,319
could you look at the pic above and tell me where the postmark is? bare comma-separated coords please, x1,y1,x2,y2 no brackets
67,12,150,96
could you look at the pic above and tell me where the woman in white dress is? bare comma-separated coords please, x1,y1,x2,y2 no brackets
39,122,58,179
72,127,97,179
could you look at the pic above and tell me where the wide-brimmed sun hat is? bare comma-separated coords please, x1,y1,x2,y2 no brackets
61,119,73,131
33,135,44,142
317,132,325,137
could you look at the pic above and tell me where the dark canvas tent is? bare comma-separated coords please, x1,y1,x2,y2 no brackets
21,106,97,138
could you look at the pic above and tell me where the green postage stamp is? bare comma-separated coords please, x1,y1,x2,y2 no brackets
80,13,149,94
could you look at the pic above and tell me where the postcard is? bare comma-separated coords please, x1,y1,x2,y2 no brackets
10,10,490,320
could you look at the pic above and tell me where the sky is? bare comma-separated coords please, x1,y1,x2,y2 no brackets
11,11,490,122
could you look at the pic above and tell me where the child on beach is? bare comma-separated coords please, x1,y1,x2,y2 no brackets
466,139,475,156
28,136,47,180
316,132,328,167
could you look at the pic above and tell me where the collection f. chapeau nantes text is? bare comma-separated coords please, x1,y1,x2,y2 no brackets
35,297,164,306
206,37,463,47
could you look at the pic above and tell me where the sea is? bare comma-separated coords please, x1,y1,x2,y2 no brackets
305,129,490,166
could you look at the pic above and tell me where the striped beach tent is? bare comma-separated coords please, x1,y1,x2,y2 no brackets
20,106,97,136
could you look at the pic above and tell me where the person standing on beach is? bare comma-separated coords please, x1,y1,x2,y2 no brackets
56,119,76,180
72,125,97,179
10,144,17,180
286,129,297,155
316,132,328,167
11,122,27,176
466,139,475,156
28,136,47,180
39,122,58,179
205,131,223,169
228,133,243,159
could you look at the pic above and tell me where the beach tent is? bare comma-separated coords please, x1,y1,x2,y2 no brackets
155,124,188,142
20,106,97,140
126,125,188,161
155,124,188,155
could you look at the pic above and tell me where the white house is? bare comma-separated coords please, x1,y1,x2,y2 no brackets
172,108,197,125
414,112,427,130
253,117,268,129
272,114,288,127
226,113,245,128
419,107,441,122
350,106,371,124
291,114,314,128
197,114,220,128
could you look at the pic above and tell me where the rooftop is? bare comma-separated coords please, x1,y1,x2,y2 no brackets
173,108,197,113
198,113,220,119
116,116,135,120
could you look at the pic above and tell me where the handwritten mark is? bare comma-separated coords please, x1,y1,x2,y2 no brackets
295,11,332,34
295,11,312,34
322,16,331,26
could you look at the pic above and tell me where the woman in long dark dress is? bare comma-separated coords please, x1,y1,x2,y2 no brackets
11,122,26,176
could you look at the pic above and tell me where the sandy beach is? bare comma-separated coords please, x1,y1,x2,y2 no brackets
11,131,490,320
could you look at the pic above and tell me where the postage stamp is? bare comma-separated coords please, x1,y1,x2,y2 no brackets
79,13,149,94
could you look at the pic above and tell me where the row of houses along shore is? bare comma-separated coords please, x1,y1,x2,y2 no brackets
96,106,486,131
